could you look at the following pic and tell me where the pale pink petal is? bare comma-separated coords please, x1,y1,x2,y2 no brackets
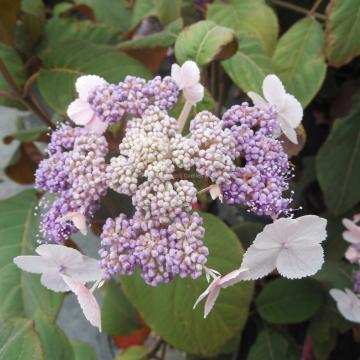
281,94,303,128
59,212,87,236
209,184,223,202
262,74,286,108
86,116,108,135
40,271,69,292
13,256,54,274
290,215,328,246
75,75,107,101
193,279,217,309
276,244,324,279
241,246,279,280
181,61,200,88
67,256,103,283
61,275,102,331
331,289,360,323
345,246,360,264
342,218,359,232
204,285,221,318
278,116,298,144
67,99,94,126
183,83,204,105
171,63,183,89
330,289,351,304
343,231,360,244
218,268,248,288
353,214,360,223
247,91,268,108
36,244,83,268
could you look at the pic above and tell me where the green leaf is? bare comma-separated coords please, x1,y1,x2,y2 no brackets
154,0,182,26
71,340,97,360
314,260,353,289
256,278,323,324
39,18,118,50
325,0,360,66
0,318,43,360
37,40,150,115
316,92,360,214
175,20,238,68
101,280,142,336
207,0,278,54
73,0,132,34
121,213,253,357
222,35,273,95
0,43,26,109
119,18,183,50
0,190,63,320
247,329,289,360
34,311,74,360
272,18,327,107
233,221,264,250
115,346,148,360
131,0,156,29
272,18,326,107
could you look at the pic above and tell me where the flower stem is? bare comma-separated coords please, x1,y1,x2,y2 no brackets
178,100,192,133
271,0,326,21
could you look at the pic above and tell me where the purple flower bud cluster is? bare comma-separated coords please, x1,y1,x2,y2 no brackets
36,125,108,243
87,75,179,124
221,103,292,217
99,211,208,286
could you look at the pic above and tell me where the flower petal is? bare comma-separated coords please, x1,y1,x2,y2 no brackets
290,215,327,246
67,256,103,283
345,245,360,264
59,212,87,236
247,91,268,108
241,246,278,280
218,268,248,288
183,83,204,105
343,231,360,244
204,285,221,318
281,93,303,128
67,99,95,126
262,74,286,108
87,116,108,135
181,61,200,88
330,288,350,305
13,256,54,274
61,275,102,330
40,271,69,292
331,288,360,323
193,277,220,309
278,116,298,144
209,184,223,202
171,63,183,89
36,244,84,268
276,244,324,279
75,75,107,101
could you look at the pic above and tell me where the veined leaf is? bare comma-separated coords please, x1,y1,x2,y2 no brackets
325,0,360,66
272,18,327,107
175,20,238,68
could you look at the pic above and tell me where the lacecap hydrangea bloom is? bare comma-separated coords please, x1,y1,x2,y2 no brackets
15,61,328,326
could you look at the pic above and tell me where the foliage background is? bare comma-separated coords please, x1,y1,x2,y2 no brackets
1,0,360,359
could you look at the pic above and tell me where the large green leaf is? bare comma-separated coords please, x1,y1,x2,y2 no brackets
233,221,264,250
272,18,327,107
0,190,63,320
222,35,273,95
73,0,132,34
247,329,289,360
256,278,323,324
0,43,26,109
207,0,278,54
34,311,74,360
121,213,253,357
37,40,150,115
101,280,142,336
175,20,238,68
0,318,43,360
71,340,97,360
39,18,118,50
119,18,182,50
325,0,360,66
314,260,353,289
154,0,182,26
316,92,360,214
